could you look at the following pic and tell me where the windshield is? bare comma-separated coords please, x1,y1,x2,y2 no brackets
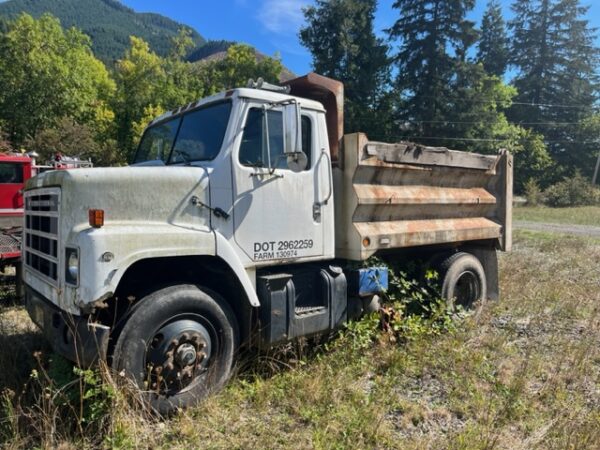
133,101,232,165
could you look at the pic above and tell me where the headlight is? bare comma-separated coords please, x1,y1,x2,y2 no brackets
65,248,79,285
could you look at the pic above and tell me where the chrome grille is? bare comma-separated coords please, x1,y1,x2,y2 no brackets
24,188,61,284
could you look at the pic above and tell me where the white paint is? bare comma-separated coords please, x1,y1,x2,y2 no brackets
23,88,332,315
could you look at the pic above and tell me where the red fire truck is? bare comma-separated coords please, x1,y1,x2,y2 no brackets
0,152,92,281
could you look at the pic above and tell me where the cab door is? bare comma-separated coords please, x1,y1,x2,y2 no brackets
0,161,27,210
232,103,325,266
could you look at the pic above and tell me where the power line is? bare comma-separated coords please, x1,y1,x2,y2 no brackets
355,114,596,126
399,120,589,126
511,101,595,109
397,95,599,110
370,135,599,145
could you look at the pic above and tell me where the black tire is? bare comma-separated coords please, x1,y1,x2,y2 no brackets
111,284,238,415
439,252,487,310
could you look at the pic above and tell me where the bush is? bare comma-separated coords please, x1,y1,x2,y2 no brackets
524,178,543,206
544,172,600,207
341,259,460,350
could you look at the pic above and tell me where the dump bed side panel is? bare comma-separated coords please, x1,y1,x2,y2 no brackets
333,133,513,261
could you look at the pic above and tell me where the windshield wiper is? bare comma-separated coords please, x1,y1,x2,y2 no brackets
243,160,265,168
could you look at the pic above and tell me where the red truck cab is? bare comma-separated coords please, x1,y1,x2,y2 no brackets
0,154,33,230
0,152,92,271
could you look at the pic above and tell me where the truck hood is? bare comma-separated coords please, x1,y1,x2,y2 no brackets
25,166,212,235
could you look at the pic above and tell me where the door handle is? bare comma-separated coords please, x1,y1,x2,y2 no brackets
315,149,333,207
313,149,333,221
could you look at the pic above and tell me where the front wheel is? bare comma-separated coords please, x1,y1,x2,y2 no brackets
439,252,487,310
111,284,238,415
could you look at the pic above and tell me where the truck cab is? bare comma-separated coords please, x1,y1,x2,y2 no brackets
23,74,512,414
133,85,335,270
0,154,32,228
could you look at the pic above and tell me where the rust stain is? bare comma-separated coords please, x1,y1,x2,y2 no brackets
355,217,501,249
355,185,496,206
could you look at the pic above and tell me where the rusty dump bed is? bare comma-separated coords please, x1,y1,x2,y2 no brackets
333,133,513,261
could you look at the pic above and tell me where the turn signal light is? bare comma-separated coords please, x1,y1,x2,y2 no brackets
89,209,104,228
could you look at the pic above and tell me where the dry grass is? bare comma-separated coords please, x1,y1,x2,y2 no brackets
0,229,599,449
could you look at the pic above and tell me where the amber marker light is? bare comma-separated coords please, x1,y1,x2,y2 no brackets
89,209,105,228
362,237,371,248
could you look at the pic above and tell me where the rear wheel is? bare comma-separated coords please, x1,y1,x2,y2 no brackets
439,252,487,310
111,284,238,415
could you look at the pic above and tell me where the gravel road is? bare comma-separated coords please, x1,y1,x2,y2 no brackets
515,220,600,237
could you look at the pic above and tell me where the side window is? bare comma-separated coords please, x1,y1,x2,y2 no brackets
301,115,312,164
239,108,312,170
0,163,24,184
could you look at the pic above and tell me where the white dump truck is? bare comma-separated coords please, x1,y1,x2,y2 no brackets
23,73,512,413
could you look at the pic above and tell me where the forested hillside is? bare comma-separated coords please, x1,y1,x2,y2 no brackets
0,0,205,62
0,13,284,164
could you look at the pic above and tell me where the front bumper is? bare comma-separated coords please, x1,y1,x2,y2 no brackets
25,286,110,368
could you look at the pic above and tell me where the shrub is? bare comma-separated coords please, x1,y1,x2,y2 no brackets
544,172,600,207
341,259,459,350
524,178,543,206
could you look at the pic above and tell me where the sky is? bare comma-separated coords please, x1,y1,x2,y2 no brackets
120,0,600,75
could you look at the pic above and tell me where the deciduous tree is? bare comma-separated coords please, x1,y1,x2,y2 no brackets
113,35,208,158
202,44,283,91
0,13,115,144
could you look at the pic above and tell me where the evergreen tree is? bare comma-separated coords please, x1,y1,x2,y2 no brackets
388,0,477,143
300,0,392,139
509,0,599,180
477,0,509,77
388,0,552,188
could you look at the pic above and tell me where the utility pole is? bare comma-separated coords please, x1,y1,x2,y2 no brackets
593,150,600,186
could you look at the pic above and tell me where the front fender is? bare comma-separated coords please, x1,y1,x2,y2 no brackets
215,232,260,307
67,225,260,313
68,223,216,312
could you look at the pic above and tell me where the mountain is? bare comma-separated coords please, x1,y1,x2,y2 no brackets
0,0,296,80
0,0,205,62
187,40,235,63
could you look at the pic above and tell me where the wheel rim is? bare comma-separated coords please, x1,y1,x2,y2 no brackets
454,270,481,308
144,315,215,396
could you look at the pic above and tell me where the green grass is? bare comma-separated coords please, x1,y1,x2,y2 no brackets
514,205,600,226
1,232,600,449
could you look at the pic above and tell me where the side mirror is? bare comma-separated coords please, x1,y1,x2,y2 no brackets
283,102,307,172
